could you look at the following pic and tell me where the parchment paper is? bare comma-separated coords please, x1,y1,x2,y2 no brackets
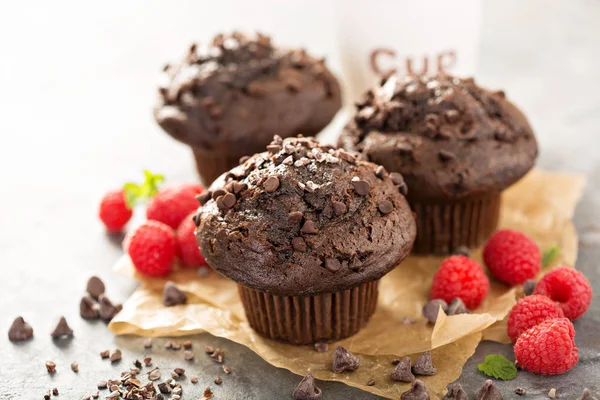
109,169,584,399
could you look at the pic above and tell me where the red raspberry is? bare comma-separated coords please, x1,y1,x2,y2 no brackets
507,295,564,343
99,189,133,232
176,213,207,268
534,267,592,320
483,229,541,286
514,317,579,375
126,221,176,276
146,184,203,229
430,255,490,310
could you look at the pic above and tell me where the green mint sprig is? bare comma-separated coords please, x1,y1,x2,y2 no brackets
542,245,561,268
123,170,164,208
478,354,517,380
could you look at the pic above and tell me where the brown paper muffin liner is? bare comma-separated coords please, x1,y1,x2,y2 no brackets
410,193,501,254
238,280,379,345
192,146,247,186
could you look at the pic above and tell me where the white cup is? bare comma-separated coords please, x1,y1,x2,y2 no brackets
335,0,483,103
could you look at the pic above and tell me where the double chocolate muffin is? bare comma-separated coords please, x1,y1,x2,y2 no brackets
154,32,342,184
339,75,538,254
195,136,416,344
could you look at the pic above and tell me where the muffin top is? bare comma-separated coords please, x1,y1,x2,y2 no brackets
339,75,538,202
154,32,341,150
195,136,416,296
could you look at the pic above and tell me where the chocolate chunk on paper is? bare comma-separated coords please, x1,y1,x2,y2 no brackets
332,346,360,373
412,352,436,376
163,281,187,307
389,357,414,382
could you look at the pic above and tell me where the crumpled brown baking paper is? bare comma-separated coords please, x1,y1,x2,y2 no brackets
109,169,584,399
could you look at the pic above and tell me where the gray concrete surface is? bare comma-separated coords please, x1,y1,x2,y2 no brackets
1,0,599,398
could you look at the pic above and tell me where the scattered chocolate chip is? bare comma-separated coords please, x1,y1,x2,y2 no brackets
191,376,198,384
203,386,214,398
144,357,152,366
401,380,429,400
474,380,502,400
447,298,470,315
100,349,110,359
577,388,598,400
222,365,231,374
314,342,329,353
515,387,526,396
389,172,408,196
110,349,122,363
86,276,105,300
292,237,308,252
97,380,107,389
163,281,187,307
209,348,225,363
349,258,363,272
423,299,448,324
263,176,280,193
80,295,100,320
212,189,226,201
51,316,73,338
8,316,33,341
98,294,121,322
197,192,212,206
45,361,56,373
390,356,414,382
174,367,185,376
71,362,79,372
44,390,51,400
452,246,470,257
324,258,341,273
222,192,236,208
148,368,161,381
374,166,386,180
144,338,152,348
52,388,59,396
214,376,223,385
171,341,181,350
133,359,142,369
292,373,322,400
332,346,360,373
231,181,247,194
438,150,456,162
378,200,394,215
332,201,347,216
300,220,318,234
184,350,194,360
523,280,537,296
351,179,370,196
442,383,468,400
282,155,294,165
412,352,436,376
158,382,171,394
205,345,214,354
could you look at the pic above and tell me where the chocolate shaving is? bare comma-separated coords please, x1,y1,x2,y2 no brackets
332,346,360,373
8,316,33,341
389,356,414,382
51,316,74,338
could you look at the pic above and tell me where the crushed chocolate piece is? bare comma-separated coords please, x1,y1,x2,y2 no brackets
148,368,161,381
292,237,308,252
378,200,394,214
222,365,231,374
209,348,225,363
390,356,414,382
366,379,376,386
191,376,198,384
52,388,59,396
351,179,370,196
50,316,73,338
288,211,303,224
205,345,214,354
45,361,56,373
97,380,108,389
474,380,502,400
523,280,537,296
292,373,322,400
422,299,448,324
100,349,110,359
8,316,33,341
447,298,470,315
263,176,280,193
163,281,187,307
314,342,329,353
203,386,214,399
214,376,223,385
401,380,430,400
452,246,470,257
515,388,526,396
332,346,360,373
300,220,318,234
412,352,436,376
324,258,341,273
71,362,79,372
86,276,105,300
98,294,121,322
133,359,142,369
389,172,408,196
442,383,468,400
110,349,122,363
282,155,294,165
332,201,347,216
144,357,152,366
80,295,100,320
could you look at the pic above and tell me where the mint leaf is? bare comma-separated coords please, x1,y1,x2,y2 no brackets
542,245,561,267
122,170,165,208
477,355,517,380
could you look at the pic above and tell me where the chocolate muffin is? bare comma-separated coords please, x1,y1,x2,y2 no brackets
195,136,416,344
154,32,342,184
339,75,538,254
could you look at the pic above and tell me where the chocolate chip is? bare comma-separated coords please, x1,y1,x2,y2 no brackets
295,157,311,167
292,237,307,252
332,346,360,373
351,179,370,196
389,356,414,382
197,191,212,206
191,376,198,384
51,316,73,338
375,165,386,179
452,246,470,257
577,388,598,400
412,351,436,376
214,376,222,385
401,380,430,400
314,342,329,352
337,150,357,163
222,193,236,208
80,295,99,320
292,373,322,400
45,361,56,373
267,144,282,154
438,149,456,162
52,388,59,396
444,110,460,123
203,386,214,398
523,280,537,296
158,382,171,394
332,201,347,216
86,276,105,300
212,189,227,200
514,388,526,396
184,350,194,360
324,258,341,272
100,349,110,358
422,299,448,324
8,316,33,341
98,294,121,322
474,380,502,400
148,368,161,381
288,211,303,224
263,176,280,193
110,349,122,362
349,258,363,272
378,200,394,215
440,385,467,400
71,362,79,372
231,181,247,194
97,380,108,389
389,172,408,196
300,220,318,234
144,357,152,366
447,298,470,315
